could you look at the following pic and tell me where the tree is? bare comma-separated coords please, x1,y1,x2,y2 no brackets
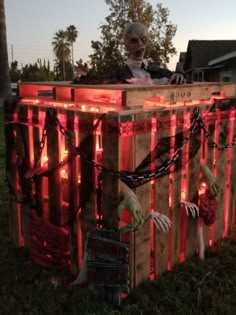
9,60,21,82
52,30,71,80
21,59,54,82
0,0,11,98
66,25,78,66
53,59,73,81
89,0,177,75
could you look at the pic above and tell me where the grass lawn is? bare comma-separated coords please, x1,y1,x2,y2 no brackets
0,107,236,314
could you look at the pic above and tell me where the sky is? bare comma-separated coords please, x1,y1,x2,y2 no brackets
5,0,236,71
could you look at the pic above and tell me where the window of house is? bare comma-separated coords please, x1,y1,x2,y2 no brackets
220,70,232,82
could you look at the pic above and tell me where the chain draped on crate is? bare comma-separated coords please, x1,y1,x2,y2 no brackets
4,99,236,271
5,102,236,221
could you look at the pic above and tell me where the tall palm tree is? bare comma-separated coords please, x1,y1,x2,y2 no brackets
52,30,71,81
0,0,11,99
66,25,78,66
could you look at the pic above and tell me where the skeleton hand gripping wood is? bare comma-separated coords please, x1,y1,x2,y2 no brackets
200,162,221,197
118,181,171,233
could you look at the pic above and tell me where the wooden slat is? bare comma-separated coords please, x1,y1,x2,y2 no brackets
154,110,171,277
66,110,79,271
79,112,97,254
133,111,152,286
47,108,63,226
101,112,120,230
17,105,32,247
171,109,184,267
124,83,236,108
214,111,228,241
203,109,215,248
228,109,236,234
4,101,22,246
185,109,200,258
32,107,43,216
119,114,135,289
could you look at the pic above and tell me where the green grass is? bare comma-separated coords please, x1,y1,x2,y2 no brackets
0,108,236,314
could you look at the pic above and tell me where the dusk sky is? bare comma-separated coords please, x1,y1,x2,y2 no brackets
5,0,236,70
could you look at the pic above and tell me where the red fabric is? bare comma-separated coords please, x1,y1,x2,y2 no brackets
30,210,71,270
199,190,217,226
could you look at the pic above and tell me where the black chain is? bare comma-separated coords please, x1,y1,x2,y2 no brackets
54,107,202,187
33,108,56,168
199,116,236,150
9,106,236,189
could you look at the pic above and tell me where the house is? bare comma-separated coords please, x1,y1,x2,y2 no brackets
179,40,236,82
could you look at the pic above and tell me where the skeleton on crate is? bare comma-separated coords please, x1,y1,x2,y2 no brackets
73,22,186,85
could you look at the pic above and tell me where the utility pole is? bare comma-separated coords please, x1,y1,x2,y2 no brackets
10,44,14,63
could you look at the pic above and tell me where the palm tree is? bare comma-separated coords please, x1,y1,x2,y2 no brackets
52,30,71,81
0,0,11,99
66,25,78,66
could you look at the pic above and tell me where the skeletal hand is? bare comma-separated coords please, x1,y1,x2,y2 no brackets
118,182,144,233
148,211,171,232
75,61,90,76
180,201,199,218
169,73,186,85
200,163,221,197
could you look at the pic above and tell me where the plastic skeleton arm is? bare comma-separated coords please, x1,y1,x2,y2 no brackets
200,162,221,197
180,201,199,218
180,200,205,260
118,181,171,233
73,182,172,287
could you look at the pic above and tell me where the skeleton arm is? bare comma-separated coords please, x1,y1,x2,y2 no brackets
118,181,171,233
200,162,221,197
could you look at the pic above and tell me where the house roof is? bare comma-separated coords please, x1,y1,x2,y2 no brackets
184,40,236,71
208,50,236,66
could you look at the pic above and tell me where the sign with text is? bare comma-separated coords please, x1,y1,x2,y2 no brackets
86,230,129,305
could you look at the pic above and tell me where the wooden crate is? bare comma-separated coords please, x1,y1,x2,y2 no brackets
19,81,236,108
4,83,236,288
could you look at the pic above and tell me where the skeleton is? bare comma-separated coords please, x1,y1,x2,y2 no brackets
118,181,171,233
181,162,221,260
122,22,186,85
74,22,186,85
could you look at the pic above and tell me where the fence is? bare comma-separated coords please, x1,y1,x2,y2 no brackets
4,82,236,289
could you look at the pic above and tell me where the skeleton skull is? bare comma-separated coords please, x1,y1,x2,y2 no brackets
123,22,149,61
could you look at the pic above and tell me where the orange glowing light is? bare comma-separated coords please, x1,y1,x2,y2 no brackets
199,181,207,195
42,156,48,165
181,191,186,201
62,150,68,160
169,196,172,207
61,169,67,178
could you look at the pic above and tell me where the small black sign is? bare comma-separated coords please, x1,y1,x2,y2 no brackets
86,229,129,305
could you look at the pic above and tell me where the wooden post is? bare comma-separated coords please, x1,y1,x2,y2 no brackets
79,112,97,254
133,111,152,286
101,112,120,230
214,109,228,241
47,108,63,226
185,108,200,257
171,109,184,267
154,110,171,276
66,110,79,271
4,98,22,246
119,112,135,289
17,105,32,247
228,108,236,233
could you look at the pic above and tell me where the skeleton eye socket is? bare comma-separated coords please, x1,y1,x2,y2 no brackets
130,37,139,44
130,36,148,45
141,36,148,44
